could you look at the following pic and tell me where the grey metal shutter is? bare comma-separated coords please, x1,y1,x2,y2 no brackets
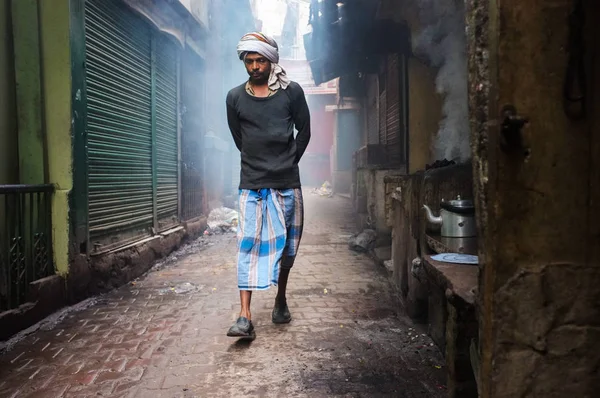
85,0,153,245
379,90,387,145
181,49,205,221
154,35,179,229
386,53,402,165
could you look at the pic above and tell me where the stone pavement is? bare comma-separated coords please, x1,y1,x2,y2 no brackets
0,193,446,397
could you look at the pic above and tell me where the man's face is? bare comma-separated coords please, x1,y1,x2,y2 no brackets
244,52,271,84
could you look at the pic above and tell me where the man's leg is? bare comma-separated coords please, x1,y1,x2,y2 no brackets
273,188,303,324
228,290,255,338
227,189,256,338
240,290,252,319
272,257,293,324
275,261,291,306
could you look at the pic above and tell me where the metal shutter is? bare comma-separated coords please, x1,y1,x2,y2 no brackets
366,76,379,145
85,0,153,244
154,35,179,229
386,53,402,165
379,89,387,145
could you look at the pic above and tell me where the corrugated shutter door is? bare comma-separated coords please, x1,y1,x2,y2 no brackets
379,90,387,146
85,0,153,243
386,53,402,166
154,35,179,229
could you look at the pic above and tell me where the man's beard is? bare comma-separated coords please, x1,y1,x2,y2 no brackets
248,70,270,85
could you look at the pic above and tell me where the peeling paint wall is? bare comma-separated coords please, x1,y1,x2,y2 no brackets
467,0,600,396
12,0,45,184
356,168,403,235
39,0,72,276
407,57,440,172
0,0,18,185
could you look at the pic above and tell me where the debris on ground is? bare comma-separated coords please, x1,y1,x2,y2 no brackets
158,282,201,295
150,235,213,272
348,229,377,252
205,207,239,234
311,181,334,197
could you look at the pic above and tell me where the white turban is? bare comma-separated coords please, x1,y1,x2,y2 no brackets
237,32,290,91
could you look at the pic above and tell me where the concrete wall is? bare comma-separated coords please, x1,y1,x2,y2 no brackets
180,0,209,28
39,0,72,276
468,0,600,396
356,168,403,235
0,0,18,185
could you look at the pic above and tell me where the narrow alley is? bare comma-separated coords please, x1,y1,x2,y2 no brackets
0,194,445,398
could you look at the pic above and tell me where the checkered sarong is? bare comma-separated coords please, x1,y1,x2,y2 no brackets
237,188,304,290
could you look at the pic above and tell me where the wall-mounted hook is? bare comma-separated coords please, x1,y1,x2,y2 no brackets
500,105,529,153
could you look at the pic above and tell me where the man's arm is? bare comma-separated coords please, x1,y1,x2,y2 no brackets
226,92,242,151
291,84,311,162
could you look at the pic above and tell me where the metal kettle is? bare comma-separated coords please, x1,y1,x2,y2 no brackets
422,195,477,238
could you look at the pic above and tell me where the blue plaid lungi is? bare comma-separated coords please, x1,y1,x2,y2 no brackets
237,188,304,291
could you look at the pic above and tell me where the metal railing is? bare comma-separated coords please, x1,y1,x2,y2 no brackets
0,184,55,312
181,140,204,221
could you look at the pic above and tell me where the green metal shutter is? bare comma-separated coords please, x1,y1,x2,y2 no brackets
85,0,153,246
154,35,179,229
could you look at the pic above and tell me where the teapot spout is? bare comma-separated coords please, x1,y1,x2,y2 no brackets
422,204,443,225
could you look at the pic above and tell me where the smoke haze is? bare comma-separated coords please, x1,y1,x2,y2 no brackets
414,0,471,162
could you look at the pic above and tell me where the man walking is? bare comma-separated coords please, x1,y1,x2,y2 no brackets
225,32,311,338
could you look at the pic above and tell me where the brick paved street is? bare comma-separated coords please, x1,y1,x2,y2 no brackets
0,193,445,397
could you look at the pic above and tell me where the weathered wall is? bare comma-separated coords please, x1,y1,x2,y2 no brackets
407,58,440,172
378,0,442,173
356,168,403,235
0,0,18,185
180,0,209,28
468,0,600,396
39,0,72,276
390,173,428,319
12,0,45,184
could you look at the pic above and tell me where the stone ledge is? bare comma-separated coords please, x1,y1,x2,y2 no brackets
422,255,478,306
422,255,479,398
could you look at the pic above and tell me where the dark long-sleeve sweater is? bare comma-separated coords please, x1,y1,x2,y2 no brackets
226,81,311,190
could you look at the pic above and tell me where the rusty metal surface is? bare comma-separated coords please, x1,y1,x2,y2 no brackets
422,255,478,306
